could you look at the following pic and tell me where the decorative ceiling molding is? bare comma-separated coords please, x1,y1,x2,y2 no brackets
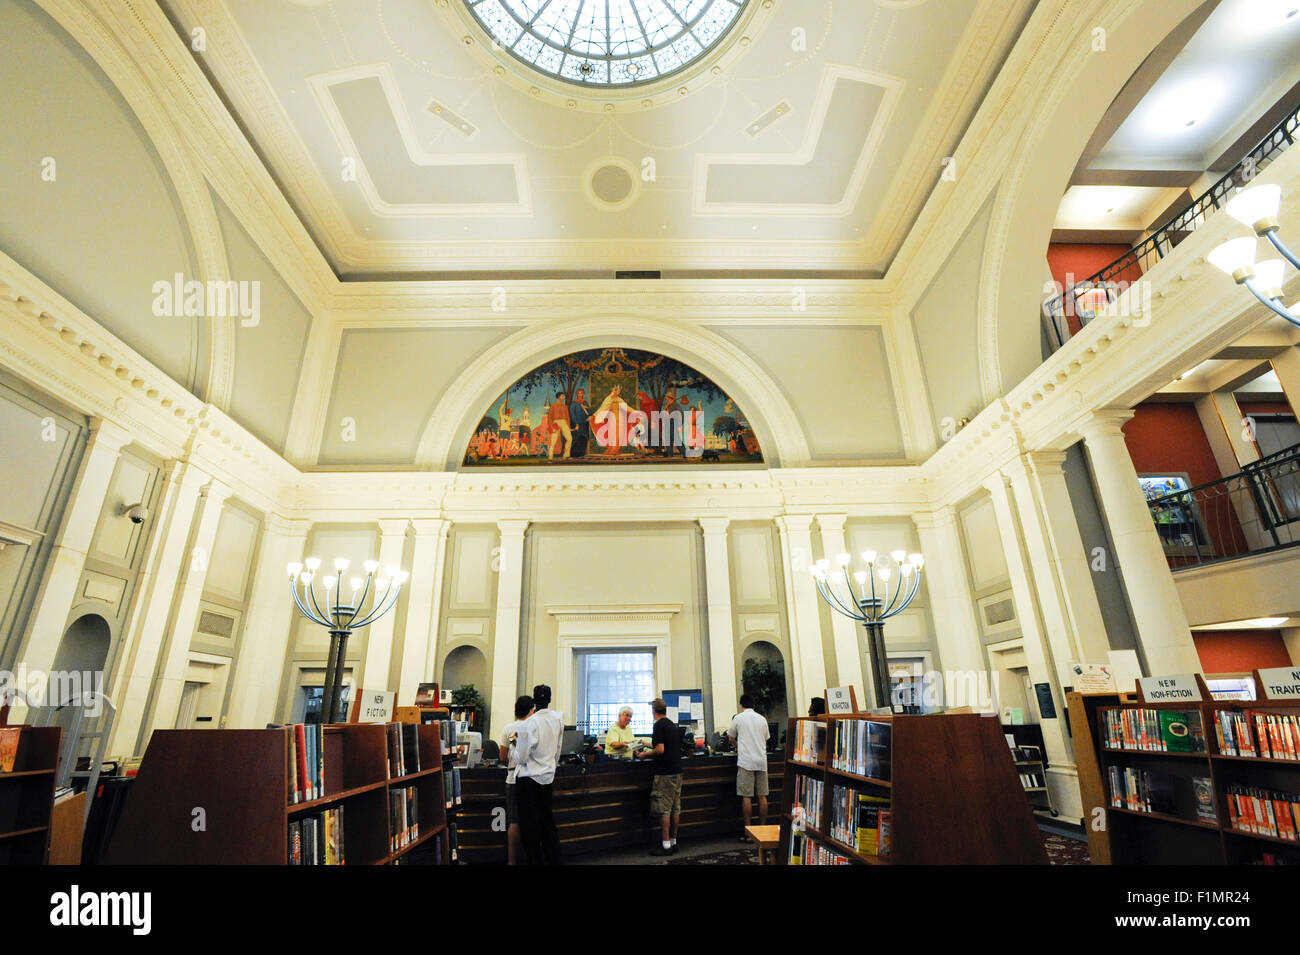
693,63,905,217
547,605,682,623
0,521,43,551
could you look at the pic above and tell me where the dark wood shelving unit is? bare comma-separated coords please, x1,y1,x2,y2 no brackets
777,711,1047,865
104,722,450,865
1070,670,1300,865
0,726,60,864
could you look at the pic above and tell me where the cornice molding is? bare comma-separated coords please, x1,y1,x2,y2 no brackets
547,604,682,623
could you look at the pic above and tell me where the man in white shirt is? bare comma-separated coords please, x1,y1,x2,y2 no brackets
499,694,534,866
726,694,771,836
513,683,565,864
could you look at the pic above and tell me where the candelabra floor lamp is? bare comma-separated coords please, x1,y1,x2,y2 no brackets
286,557,408,723
811,549,924,711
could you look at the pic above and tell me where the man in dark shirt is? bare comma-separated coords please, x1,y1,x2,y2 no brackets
636,697,682,856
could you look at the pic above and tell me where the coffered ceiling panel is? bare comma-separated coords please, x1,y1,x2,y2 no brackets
160,0,1033,277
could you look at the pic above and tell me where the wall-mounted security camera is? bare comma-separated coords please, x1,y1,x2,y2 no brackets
118,503,149,525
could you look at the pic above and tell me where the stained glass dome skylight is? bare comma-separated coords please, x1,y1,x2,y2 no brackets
465,0,748,87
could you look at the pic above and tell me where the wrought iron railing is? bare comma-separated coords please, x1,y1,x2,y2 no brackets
1044,102,1300,350
1146,442,1300,570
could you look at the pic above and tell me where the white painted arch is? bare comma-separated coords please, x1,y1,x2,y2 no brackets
414,315,813,470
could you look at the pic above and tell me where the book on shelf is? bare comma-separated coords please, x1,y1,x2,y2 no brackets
278,723,323,804
1102,707,1205,753
1107,765,1184,815
415,682,439,707
0,726,19,772
1225,784,1300,840
788,834,849,865
831,718,891,780
389,785,419,852
791,776,824,831
828,784,890,855
289,805,345,865
1193,776,1217,823
1214,709,1300,760
792,720,825,763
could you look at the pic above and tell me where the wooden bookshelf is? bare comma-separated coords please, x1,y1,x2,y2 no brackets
0,726,60,864
1070,671,1300,865
777,712,1047,865
104,722,450,865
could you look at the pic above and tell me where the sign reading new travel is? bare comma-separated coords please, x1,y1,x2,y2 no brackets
1138,674,1203,703
1258,666,1300,700
464,347,762,466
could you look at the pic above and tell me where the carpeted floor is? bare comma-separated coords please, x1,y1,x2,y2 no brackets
655,830,1091,865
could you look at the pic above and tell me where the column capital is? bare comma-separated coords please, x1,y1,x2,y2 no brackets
911,506,957,531
981,470,1012,495
410,518,450,539
1077,408,1135,443
88,417,132,452
199,479,233,507
776,513,814,534
814,513,848,533
167,459,210,492
263,514,312,540
697,517,730,535
377,518,410,538
1005,450,1068,484
497,519,530,538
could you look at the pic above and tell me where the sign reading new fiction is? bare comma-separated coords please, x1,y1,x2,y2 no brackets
1138,674,1203,703
358,690,395,723
1258,666,1300,700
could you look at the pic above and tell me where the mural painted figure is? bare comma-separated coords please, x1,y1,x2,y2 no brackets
463,348,763,467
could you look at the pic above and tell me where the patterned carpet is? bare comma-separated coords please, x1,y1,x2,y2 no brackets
660,831,1091,865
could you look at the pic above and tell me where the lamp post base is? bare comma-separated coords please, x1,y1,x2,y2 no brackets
863,621,891,711
321,629,351,724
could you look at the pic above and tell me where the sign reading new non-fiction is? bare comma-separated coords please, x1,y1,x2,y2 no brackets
1258,666,1300,700
359,690,395,723
1138,674,1203,703
827,686,855,714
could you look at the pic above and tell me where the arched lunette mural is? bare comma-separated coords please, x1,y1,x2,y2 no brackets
463,347,763,466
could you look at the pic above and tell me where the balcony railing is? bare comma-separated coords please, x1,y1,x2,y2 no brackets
1147,442,1300,571
1044,101,1300,351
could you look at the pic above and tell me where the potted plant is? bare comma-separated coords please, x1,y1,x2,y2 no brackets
741,658,786,716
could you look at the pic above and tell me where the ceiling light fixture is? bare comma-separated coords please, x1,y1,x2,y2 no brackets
1208,184,1300,325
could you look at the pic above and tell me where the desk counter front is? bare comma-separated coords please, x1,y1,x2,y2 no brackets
457,753,784,863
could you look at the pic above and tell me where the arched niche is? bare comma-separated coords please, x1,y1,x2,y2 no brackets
739,638,789,730
49,612,111,705
441,644,489,701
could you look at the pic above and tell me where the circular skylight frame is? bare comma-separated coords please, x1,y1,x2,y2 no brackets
464,0,750,88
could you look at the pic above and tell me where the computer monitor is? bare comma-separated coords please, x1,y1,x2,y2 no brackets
560,728,583,755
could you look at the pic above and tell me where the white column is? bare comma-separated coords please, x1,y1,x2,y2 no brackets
913,508,988,710
16,419,130,680
108,460,208,755
488,520,529,736
984,472,1082,819
1078,410,1201,675
699,518,739,732
1269,346,1300,414
814,515,866,701
775,515,827,712
1210,389,1259,468
358,519,410,694
225,517,311,728
143,479,233,736
1004,452,1111,686
395,518,450,704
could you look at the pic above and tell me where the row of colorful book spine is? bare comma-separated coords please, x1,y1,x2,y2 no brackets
792,721,824,763
1101,707,1206,753
791,774,824,831
390,786,419,852
1215,710,1300,760
828,784,891,856
831,718,892,780
288,806,344,864
1225,784,1300,840
443,764,462,808
288,723,324,804
788,832,848,865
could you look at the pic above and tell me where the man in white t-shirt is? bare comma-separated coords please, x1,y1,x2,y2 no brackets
499,694,534,866
726,694,771,837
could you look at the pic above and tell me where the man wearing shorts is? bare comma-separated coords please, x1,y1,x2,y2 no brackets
636,697,682,857
727,694,771,837
499,694,533,865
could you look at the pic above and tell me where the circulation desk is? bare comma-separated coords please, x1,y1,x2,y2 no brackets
457,753,784,863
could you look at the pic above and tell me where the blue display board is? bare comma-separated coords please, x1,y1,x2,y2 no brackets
661,688,704,725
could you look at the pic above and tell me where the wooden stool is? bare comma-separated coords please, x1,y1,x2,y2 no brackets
744,824,781,865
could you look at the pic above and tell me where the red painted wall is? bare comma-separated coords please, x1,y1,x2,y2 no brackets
1192,630,1293,673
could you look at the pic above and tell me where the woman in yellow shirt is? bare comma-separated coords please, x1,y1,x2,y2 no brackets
605,706,637,758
